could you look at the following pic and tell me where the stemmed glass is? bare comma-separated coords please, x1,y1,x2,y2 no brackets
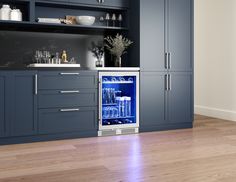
105,13,110,27
118,14,122,27
111,14,116,27
35,50,43,63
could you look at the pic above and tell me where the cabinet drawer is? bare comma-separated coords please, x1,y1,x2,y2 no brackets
38,71,97,90
38,89,97,108
39,107,97,134
69,0,129,8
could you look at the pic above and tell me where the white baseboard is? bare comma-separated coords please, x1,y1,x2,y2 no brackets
195,105,236,122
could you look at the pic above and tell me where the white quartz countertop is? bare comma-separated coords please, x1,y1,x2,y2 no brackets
90,67,140,71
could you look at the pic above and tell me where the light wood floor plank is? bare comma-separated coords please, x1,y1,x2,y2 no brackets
0,115,236,182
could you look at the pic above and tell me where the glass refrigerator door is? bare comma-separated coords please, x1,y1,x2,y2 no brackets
99,72,139,129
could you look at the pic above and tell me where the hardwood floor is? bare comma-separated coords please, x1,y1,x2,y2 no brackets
1,116,236,182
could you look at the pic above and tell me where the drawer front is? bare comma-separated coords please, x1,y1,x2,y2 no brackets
38,71,97,90
39,107,97,134
38,89,97,108
69,0,129,8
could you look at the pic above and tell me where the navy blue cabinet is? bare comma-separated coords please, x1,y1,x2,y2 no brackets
38,70,98,135
10,71,38,137
0,70,98,145
140,0,192,72
140,0,193,131
167,73,193,123
168,0,192,72
140,72,193,131
140,72,166,127
39,107,97,134
0,74,7,137
140,0,165,72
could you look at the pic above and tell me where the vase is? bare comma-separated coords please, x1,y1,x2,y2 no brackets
95,58,103,67
115,56,122,67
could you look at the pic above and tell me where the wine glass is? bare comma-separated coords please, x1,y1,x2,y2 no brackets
118,14,123,27
105,13,110,27
111,14,116,27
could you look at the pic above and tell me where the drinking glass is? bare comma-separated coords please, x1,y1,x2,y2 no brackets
111,14,116,27
118,14,122,27
105,13,110,27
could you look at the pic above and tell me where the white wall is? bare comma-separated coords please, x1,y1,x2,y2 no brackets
195,0,236,121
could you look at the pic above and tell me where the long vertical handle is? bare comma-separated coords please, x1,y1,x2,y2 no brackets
165,53,169,69
34,74,38,95
98,78,102,125
165,74,168,91
168,74,171,91
168,53,171,69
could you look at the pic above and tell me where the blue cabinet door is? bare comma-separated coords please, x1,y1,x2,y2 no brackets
11,71,38,137
167,72,193,123
0,74,6,137
140,72,166,127
167,0,193,71
140,0,165,71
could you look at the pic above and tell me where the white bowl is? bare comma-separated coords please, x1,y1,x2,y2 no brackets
75,16,95,26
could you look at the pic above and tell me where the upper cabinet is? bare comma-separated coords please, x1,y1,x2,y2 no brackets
69,0,129,8
140,0,193,72
167,0,192,72
140,0,165,72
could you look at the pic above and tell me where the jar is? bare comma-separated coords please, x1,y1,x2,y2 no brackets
0,5,11,20
10,9,22,21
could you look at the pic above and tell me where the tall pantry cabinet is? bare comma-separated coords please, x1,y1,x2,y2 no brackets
140,0,194,131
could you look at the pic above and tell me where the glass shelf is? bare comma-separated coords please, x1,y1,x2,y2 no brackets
102,81,134,84
102,103,118,106
103,116,135,120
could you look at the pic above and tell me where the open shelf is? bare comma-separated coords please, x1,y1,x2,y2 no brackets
0,0,129,35
0,20,128,34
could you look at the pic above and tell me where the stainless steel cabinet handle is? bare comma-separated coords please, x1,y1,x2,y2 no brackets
168,53,171,69
35,74,38,95
60,108,80,112
168,74,171,91
60,73,80,75
60,90,80,94
165,74,168,91
165,53,168,69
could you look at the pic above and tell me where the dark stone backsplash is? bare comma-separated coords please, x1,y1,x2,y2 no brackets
0,31,103,67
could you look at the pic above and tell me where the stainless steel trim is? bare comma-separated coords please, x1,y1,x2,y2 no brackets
60,73,80,75
98,78,102,125
60,90,80,94
35,74,38,95
60,108,80,112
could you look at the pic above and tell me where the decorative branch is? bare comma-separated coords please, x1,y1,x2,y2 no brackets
104,34,133,58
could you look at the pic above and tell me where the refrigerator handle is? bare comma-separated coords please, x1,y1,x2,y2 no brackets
98,78,102,125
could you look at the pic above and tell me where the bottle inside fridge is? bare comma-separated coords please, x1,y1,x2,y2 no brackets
101,75,137,126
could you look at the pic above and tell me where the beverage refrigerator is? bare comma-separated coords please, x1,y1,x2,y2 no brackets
98,71,139,136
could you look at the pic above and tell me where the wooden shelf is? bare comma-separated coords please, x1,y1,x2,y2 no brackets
0,20,128,34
